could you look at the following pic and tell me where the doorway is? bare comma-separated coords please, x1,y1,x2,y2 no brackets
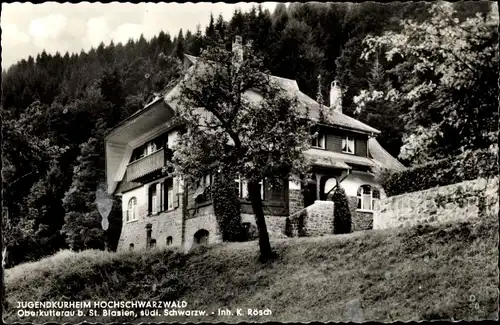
193,229,209,246
303,181,317,208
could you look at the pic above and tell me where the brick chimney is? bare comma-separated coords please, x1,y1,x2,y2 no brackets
232,35,243,66
330,80,342,114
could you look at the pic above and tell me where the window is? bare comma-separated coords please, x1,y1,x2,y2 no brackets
149,184,159,215
156,178,175,211
131,137,165,162
311,132,325,149
342,136,355,154
166,236,173,246
357,185,375,211
150,238,156,248
147,142,157,155
152,187,158,214
127,197,137,221
235,176,248,199
193,173,212,202
132,146,146,161
167,182,174,210
235,176,264,199
129,243,134,251
160,182,165,211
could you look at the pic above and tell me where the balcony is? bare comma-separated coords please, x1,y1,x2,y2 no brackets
126,148,165,182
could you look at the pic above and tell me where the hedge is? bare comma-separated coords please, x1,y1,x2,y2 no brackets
332,187,352,234
380,148,498,197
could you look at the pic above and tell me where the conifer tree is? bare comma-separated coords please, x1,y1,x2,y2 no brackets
173,29,185,60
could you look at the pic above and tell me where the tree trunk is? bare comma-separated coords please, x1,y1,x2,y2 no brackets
247,181,275,261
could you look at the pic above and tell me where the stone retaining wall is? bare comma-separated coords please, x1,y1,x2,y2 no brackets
184,209,222,251
347,197,374,232
241,214,288,239
374,177,499,230
286,200,335,237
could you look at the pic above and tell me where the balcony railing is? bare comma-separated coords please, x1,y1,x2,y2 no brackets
126,148,165,182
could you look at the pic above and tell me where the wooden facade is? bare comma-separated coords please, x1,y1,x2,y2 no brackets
184,179,289,219
320,126,369,158
126,148,165,182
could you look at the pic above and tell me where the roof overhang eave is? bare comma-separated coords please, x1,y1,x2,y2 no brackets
315,121,381,136
105,96,163,141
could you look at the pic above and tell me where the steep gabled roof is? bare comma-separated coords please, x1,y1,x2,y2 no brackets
106,53,401,195
181,54,380,135
368,138,406,171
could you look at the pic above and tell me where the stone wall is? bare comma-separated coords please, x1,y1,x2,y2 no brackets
184,205,222,251
288,189,304,216
374,177,499,230
286,200,335,237
347,197,373,232
241,214,288,239
117,201,184,251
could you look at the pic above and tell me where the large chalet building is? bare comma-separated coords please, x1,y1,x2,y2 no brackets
105,36,404,251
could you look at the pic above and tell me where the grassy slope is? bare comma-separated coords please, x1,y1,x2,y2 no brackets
4,214,499,323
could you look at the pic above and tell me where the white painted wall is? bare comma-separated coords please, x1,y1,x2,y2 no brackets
121,186,147,222
289,179,301,190
324,177,338,194
340,171,380,197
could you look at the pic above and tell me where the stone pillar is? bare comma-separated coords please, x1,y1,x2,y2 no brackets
288,189,304,215
315,174,322,202
146,223,152,249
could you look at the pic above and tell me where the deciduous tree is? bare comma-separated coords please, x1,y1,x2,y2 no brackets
170,42,312,260
357,2,498,165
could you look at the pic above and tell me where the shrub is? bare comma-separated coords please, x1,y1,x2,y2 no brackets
380,148,498,197
332,187,352,234
211,172,242,242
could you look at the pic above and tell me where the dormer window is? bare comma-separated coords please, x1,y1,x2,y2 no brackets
311,132,325,149
342,136,355,154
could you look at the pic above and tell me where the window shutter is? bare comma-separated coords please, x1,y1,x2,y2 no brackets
161,182,165,211
163,180,168,211
172,178,179,208
168,186,173,210
242,179,248,199
148,186,153,215
156,183,161,213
